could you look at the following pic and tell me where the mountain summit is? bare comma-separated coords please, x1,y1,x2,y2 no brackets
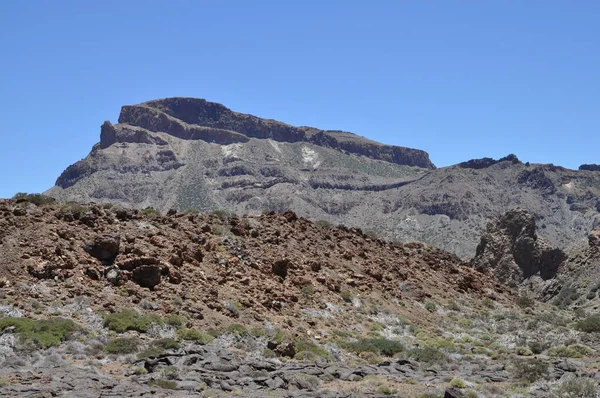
48,98,600,258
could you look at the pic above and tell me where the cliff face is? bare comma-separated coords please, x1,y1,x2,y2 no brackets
117,98,436,169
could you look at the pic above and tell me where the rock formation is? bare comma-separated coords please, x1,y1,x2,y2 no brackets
470,208,566,287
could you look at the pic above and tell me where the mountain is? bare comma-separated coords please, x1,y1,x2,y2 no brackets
47,98,600,258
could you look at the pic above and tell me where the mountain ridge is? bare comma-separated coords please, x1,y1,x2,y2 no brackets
47,98,600,259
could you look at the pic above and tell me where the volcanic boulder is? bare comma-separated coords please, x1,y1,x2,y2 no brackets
85,234,120,262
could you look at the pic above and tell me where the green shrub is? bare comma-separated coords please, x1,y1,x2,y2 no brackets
424,301,437,313
516,294,535,309
512,357,549,382
104,337,139,354
406,347,448,363
137,347,165,359
450,378,466,388
515,346,533,356
343,338,404,357
0,317,77,348
148,379,177,389
294,338,333,360
178,329,214,344
548,376,597,398
103,310,158,333
12,193,56,206
576,314,600,332
301,285,316,296
528,340,547,354
340,291,353,303
152,338,180,350
553,282,580,308
140,207,159,217
547,344,593,358
263,348,276,358
446,301,461,311
376,385,398,395
316,220,333,229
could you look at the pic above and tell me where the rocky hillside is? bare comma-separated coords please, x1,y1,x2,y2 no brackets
1,197,599,397
47,98,600,259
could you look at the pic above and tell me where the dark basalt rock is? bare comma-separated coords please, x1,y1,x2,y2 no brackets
459,154,520,169
579,164,600,172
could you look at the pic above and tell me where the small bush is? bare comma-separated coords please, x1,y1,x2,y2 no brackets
301,285,316,296
103,310,158,333
294,338,333,360
340,291,353,303
548,376,597,398
178,329,214,344
424,301,437,313
376,385,398,395
512,357,548,383
406,347,448,363
450,378,466,388
104,337,139,354
516,294,535,309
576,314,600,333
343,338,404,357
515,346,533,356
13,193,56,206
528,340,548,354
553,282,580,308
0,317,77,348
148,379,177,389
152,338,180,350
140,207,159,217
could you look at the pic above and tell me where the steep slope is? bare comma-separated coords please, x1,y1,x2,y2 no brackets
2,198,599,398
47,98,600,258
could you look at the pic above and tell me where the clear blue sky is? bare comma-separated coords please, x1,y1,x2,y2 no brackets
1,1,599,198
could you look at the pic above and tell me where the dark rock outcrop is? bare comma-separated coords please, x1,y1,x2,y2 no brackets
471,208,566,287
579,164,600,172
458,154,520,169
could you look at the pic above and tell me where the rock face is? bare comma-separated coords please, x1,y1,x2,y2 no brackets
47,98,600,259
471,208,566,287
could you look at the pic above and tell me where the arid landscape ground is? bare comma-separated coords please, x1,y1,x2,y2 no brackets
2,99,600,397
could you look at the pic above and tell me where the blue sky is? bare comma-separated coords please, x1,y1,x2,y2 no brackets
1,1,599,198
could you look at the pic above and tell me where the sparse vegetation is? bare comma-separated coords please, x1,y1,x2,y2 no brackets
104,337,139,354
12,192,56,206
576,314,600,332
343,337,404,357
178,329,215,344
449,378,466,388
103,310,159,333
0,317,77,348
512,357,548,382
424,301,437,313
148,379,177,389
406,347,448,363
548,376,597,398
516,294,535,309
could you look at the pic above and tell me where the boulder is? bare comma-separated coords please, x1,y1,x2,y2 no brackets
131,264,162,289
85,234,120,262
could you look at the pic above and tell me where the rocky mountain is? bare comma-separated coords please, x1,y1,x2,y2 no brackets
47,98,600,259
1,197,599,397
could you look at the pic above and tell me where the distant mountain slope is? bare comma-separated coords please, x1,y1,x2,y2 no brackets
47,98,600,258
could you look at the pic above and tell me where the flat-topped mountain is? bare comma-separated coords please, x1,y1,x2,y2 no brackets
47,98,600,258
